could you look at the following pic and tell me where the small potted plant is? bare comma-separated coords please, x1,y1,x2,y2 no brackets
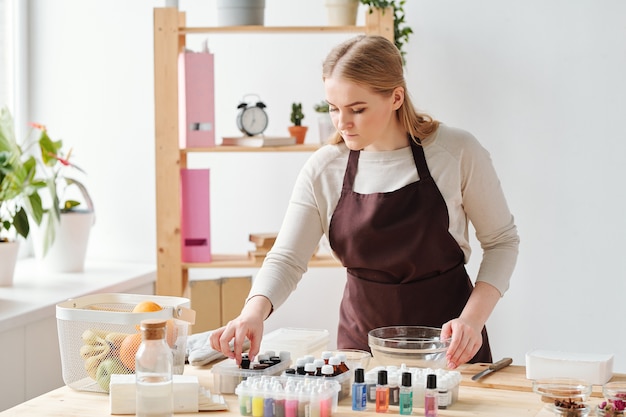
314,100,334,145
288,102,308,145
28,122,95,272
0,107,46,285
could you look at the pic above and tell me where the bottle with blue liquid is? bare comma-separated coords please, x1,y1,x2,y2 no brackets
352,368,367,411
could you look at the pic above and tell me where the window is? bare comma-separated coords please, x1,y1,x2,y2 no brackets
0,0,12,108
0,0,27,138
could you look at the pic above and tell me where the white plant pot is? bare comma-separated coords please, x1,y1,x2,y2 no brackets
325,0,359,26
217,0,265,26
33,211,94,273
317,113,335,144
0,240,20,286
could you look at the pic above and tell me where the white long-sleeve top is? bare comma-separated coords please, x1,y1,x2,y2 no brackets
249,124,520,310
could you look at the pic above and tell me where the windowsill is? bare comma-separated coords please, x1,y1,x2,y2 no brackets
0,258,156,333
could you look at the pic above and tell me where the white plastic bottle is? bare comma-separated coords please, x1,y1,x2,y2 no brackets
136,319,173,417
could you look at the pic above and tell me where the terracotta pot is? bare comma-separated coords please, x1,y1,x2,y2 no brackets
288,126,309,145
0,240,19,286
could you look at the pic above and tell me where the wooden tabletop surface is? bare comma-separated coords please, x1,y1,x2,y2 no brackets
1,363,621,416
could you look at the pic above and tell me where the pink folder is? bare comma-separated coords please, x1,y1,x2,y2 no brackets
178,50,215,148
180,169,211,262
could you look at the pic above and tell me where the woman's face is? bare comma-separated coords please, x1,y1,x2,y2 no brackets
325,76,405,151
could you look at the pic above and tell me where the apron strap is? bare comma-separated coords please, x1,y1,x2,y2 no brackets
409,136,432,181
342,149,360,192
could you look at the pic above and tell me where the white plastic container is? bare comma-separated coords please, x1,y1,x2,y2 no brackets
260,328,330,360
525,349,614,385
212,356,292,394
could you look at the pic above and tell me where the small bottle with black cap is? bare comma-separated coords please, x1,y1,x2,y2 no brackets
375,369,389,413
424,373,438,417
399,372,413,415
352,368,367,411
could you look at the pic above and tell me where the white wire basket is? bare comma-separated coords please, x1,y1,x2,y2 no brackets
56,293,195,393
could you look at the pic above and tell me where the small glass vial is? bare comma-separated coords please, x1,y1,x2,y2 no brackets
321,364,335,378
336,353,350,374
352,368,367,411
388,372,400,406
136,319,173,417
295,357,306,375
304,362,317,376
399,372,413,415
329,356,342,376
376,369,389,413
424,374,438,417
314,359,326,376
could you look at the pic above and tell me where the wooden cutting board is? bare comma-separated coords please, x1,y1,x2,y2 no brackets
458,363,626,398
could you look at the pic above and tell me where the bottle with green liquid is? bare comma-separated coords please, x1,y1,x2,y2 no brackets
399,372,413,415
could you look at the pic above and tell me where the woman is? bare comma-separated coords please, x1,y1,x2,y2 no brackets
210,35,519,370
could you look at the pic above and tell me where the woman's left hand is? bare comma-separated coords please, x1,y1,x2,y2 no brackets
440,318,483,369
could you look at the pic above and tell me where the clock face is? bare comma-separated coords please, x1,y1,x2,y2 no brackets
238,106,268,136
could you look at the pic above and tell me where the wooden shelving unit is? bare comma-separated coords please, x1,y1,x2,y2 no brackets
183,253,340,269
153,7,393,297
182,144,320,154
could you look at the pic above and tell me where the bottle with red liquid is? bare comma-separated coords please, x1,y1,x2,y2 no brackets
375,369,389,413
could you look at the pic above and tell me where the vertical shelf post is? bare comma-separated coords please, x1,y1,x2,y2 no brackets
154,8,187,296
365,7,394,42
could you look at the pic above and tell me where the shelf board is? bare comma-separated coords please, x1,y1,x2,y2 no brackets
182,144,321,153
183,253,341,268
180,25,367,35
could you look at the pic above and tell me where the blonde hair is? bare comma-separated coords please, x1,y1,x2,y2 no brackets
322,35,438,145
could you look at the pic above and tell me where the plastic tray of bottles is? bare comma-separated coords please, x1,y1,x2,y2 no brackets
212,352,292,394
235,375,341,417
365,366,462,409
281,372,352,401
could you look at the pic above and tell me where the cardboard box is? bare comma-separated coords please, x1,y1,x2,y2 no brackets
187,276,251,334
221,276,252,325
187,279,221,334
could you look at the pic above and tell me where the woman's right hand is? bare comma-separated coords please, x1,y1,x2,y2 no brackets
209,295,272,364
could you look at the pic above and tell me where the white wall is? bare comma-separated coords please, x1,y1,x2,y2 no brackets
26,0,626,371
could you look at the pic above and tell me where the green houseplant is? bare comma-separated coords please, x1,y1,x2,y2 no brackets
28,122,94,271
0,107,45,242
288,102,308,144
360,0,412,64
0,107,46,285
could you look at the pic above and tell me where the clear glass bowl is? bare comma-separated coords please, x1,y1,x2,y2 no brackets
332,349,372,371
367,326,450,368
532,378,593,402
604,382,626,402
597,405,625,417
532,378,593,416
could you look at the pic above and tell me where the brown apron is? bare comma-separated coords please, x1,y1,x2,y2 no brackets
328,138,492,363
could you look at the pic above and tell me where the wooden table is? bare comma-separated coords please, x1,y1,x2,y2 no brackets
1,363,621,417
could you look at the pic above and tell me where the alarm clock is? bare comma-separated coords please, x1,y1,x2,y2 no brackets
236,94,269,136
